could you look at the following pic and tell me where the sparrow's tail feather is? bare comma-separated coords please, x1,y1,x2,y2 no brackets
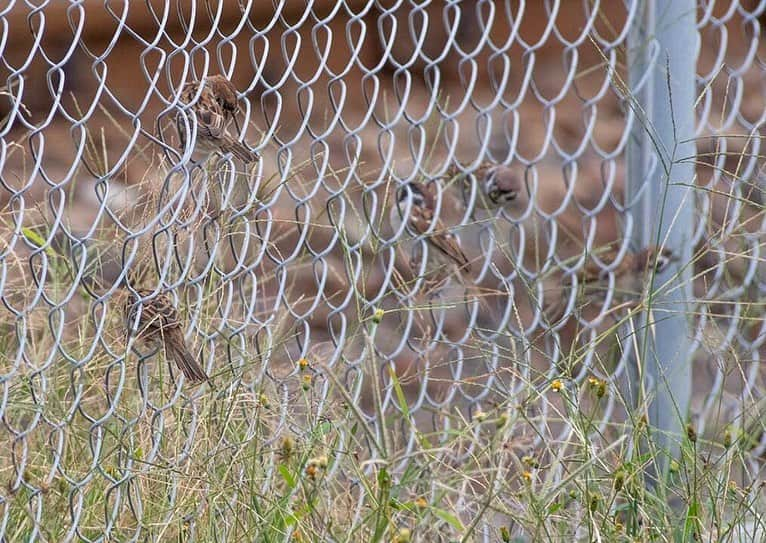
169,341,209,383
219,135,260,164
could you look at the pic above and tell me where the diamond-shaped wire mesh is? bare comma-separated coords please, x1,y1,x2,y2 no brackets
0,0,765,540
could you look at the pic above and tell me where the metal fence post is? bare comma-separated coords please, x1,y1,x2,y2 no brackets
627,0,696,474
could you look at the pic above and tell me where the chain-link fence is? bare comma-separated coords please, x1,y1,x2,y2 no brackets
2,0,766,540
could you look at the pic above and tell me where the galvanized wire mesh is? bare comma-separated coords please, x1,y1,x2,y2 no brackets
0,0,765,540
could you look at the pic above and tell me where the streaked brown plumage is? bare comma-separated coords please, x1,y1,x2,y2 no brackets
177,74,259,164
448,162,526,210
542,244,677,321
390,181,471,293
124,289,208,383
576,244,676,298
473,163,524,208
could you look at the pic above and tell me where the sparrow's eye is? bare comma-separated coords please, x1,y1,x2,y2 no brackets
488,189,500,202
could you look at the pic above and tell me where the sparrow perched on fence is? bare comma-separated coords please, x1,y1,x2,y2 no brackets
447,162,526,211
390,181,472,294
471,163,524,210
576,244,676,299
542,244,677,320
449,161,557,273
124,287,209,383
177,74,259,164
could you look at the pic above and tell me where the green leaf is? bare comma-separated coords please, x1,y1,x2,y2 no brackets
432,507,464,532
388,365,432,449
683,500,700,541
388,365,410,419
21,227,56,259
378,467,391,488
282,511,299,527
278,464,296,489
315,421,333,436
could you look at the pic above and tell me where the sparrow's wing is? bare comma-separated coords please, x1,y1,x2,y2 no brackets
196,100,228,140
155,295,183,331
576,259,607,284
576,244,628,284
180,82,228,140
216,134,260,163
409,205,472,271
576,247,671,299
127,291,182,332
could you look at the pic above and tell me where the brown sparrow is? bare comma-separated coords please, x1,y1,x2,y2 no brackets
124,288,209,383
390,181,472,293
449,163,525,210
177,74,259,164
576,244,676,300
543,245,677,320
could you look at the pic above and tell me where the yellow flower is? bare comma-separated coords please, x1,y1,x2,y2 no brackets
496,412,509,428
588,377,606,398
522,455,539,468
613,469,626,491
393,528,411,543
281,437,295,458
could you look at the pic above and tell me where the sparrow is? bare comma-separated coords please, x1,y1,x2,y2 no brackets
542,245,677,320
576,244,677,300
447,163,525,211
390,181,472,294
124,288,209,383
177,74,259,164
